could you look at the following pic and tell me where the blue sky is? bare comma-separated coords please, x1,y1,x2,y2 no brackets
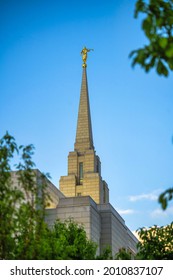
1,0,173,232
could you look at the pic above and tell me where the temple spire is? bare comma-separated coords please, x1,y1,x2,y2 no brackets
74,66,94,152
60,48,109,205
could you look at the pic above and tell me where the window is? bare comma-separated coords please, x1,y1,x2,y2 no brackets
96,157,101,174
77,193,81,196
79,162,83,184
103,185,106,203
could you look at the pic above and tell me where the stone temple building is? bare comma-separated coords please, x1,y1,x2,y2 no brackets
11,50,138,256
44,51,138,256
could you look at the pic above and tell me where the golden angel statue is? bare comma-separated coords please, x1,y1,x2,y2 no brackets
81,46,94,67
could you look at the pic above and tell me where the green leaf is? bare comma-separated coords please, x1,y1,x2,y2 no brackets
142,16,153,38
129,50,136,58
165,44,173,58
150,56,156,67
159,37,168,49
137,49,147,63
157,60,163,74
134,0,146,18
168,58,173,70
158,188,173,210
156,60,168,76
156,17,164,27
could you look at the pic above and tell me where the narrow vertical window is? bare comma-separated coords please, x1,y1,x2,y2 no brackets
96,157,101,174
79,162,83,184
103,185,106,203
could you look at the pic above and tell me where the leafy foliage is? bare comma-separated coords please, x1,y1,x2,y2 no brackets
130,1,173,260
0,132,50,259
130,0,173,76
136,223,173,259
0,132,22,259
96,246,113,260
48,219,97,260
115,247,132,260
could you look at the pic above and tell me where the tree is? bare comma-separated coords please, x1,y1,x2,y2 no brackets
129,1,173,260
48,219,97,260
130,0,173,76
136,223,173,259
0,132,51,259
0,132,22,259
130,0,173,209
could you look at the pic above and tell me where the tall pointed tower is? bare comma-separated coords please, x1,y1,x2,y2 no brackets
60,48,109,204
